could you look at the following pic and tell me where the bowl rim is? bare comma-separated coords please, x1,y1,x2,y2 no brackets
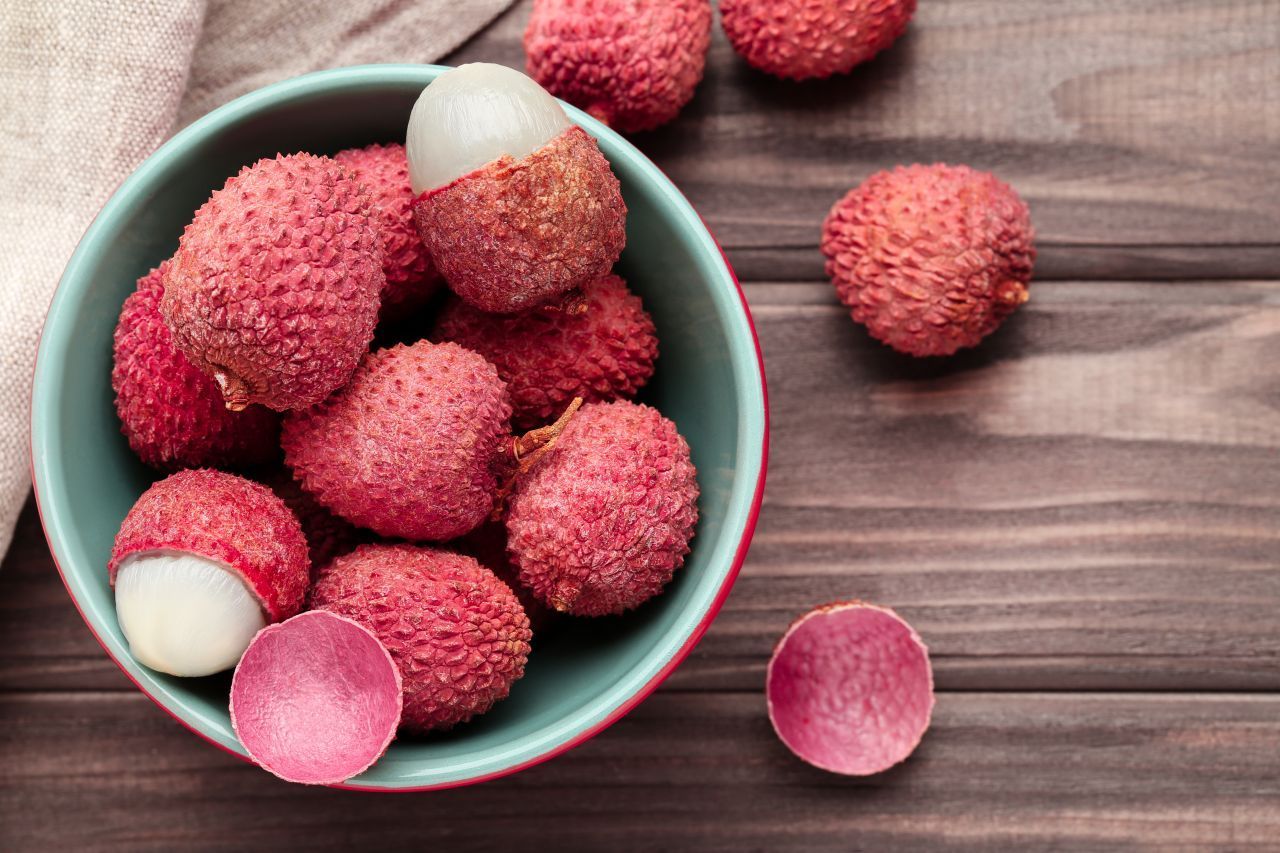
30,62,769,791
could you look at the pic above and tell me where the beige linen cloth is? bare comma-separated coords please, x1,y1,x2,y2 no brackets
0,0,514,557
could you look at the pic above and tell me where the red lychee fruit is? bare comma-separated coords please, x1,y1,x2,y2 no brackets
162,153,385,411
506,400,698,616
406,63,626,314
231,610,402,785
720,0,916,80
108,469,310,677
333,143,442,323
768,601,934,775
821,163,1035,357
432,273,657,430
309,543,532,734
112,262,280,471
281,341,512,541
259,467,368,572
524,0,712,133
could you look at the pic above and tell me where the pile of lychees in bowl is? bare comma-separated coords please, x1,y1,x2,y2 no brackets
34,63,767,789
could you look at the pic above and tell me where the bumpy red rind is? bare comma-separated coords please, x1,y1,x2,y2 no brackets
108,469,310,622
413,126,626,314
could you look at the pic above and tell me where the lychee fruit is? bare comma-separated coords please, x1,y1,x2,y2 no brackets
720,0,916,80
406,63,627,314
162,153,385,411
333,143,442,323
281,341,512,541
108,469,310,677
506,400,698,616
259,467,368,571
820,164,1035,357
112,262,280,471
309,543,532,734
524,0,712,133
432,273,657,430
231,610,402,785
767,601,934,775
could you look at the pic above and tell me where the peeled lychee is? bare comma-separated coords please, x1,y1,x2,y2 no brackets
333,143,442,323
109,469,310,677
524,0,712,133
309,544,532,734
406,63,627,314
260,468,367,571
162,153,385,411
282,341,512,541
433,273,657,430
113,262,280,471
720,0,915,80
506,400,698,616
767,601,934,775
821,164,1035,357
231,610,402,785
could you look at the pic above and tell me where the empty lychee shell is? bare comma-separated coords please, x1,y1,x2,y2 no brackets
767,601,934,775
230,610,402,785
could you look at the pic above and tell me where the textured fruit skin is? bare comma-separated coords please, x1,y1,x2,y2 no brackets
524,0,712,133
820,164,1035,357
108,469,310,622
333,143,442,322
282,341,512,541
413,126,626,314
433,274,657,430
506,400,698,616
112,263,280,471
162,153,385,411
260,468,368,571
309,544,532,734
720,0,916,80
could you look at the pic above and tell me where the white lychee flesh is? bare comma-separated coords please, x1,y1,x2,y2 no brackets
114,553,267,677
406,62,571,194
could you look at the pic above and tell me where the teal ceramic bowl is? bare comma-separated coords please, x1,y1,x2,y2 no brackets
32,64,767,790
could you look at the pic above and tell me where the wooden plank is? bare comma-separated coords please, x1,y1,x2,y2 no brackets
447,0,1280,282
1,690,1278,851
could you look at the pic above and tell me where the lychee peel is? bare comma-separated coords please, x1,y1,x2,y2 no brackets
506,400,699,616
309,544,532,734
334,143,442,322
282,341,512,541
524,0,713,133
821,163,1035,357
231,610,402,785
413,126,626,314
113,263,280,471
162,153,385,411
433,273,657,430
720,0,916,80
767,600,934,776
109,469,310,623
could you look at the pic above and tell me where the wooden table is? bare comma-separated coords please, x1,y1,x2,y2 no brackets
4,1,1280,848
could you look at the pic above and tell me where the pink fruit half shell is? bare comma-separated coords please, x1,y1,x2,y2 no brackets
766,601,934,775
230,610,402,785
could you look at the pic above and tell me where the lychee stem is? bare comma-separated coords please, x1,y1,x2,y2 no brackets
214,370,251,412
491,397,584,521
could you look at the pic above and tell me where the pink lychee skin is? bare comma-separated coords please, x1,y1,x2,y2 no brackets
821,164,1035,357
524,0,713,133
506,400,699,617
413,126,627,314
112,263,280,471
259,468,368,573
230,610,402,785
766,601,934,776
281,341,513,541
333,143,442,323
720,0,916,81
309,544,532,734
162,153,385,411
108,469,310,622
433,273,658,431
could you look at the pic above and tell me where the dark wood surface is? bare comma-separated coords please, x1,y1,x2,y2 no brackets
4,1,1280,849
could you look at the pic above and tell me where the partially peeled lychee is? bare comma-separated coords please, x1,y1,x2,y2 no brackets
406,63,627,314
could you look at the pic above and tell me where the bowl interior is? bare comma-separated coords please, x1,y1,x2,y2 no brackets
32,65,766,789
